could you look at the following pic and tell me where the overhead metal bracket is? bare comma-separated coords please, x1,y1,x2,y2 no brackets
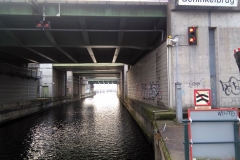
29,0,40,14
56,3,60,17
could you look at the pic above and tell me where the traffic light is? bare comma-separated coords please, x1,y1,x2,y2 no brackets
36,21,51,29
36,21,43,28
188,27,197,45
234,48,240,71
43,21,51,29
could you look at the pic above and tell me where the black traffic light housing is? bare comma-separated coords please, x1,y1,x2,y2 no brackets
36,21,43,28
188,27,197,45
234,48,240,71
36,21,51,29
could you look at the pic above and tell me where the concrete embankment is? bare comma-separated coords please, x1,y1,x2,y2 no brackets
119,97,178,160
0,93,95,125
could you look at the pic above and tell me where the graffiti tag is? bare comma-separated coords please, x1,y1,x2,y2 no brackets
141,82,162,102
220,77,240,96
218,110,235,117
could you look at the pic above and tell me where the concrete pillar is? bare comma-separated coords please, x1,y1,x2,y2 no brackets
119,72,122,97
78,76,81,96
80,77,89,96
67,71,73,96
123,64,128,100
39,64,53,98
90,83,94,94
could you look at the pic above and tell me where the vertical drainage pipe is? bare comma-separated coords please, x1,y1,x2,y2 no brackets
167,44,173,109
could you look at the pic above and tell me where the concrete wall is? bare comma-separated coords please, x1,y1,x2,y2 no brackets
0,75,37,104
0,96,79,125
53,69,66,97
127,42,168,108
122,98,154,142
167,1,240,109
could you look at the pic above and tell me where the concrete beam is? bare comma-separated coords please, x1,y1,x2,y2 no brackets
113,18,126,63
79,17,97,63
73,70,120,73
44,30,78,63
0,3,33,15
87,77,118,80
88,80,118,84
87,48,97,63
0,21,58,63
53,63,125,67
79,17,90,45
78,73,120,77
0,44,152,50
57,4,167,17
0,3,167,17
25,47,58,63
0,49,38,63
112,48,120,63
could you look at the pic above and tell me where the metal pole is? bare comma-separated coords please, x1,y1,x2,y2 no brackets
42,6,46,21
175,82,182,123
174,36,182,123
234,122,240,160
184,122,190,160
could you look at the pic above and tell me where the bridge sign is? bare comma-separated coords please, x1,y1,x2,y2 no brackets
178,0,238,7
194,89,211,109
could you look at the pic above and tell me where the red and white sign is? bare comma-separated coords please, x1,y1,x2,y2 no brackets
194,89,211,109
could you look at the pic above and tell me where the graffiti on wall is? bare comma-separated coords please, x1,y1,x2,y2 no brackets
220,76,240,96
140,82,162,102
188,78,215,88
188,82,201,88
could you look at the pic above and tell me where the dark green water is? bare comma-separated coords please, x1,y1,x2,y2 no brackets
0,93,154,160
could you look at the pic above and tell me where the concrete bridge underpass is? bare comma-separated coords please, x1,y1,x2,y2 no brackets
0,1,168,159
0,0,167,118
0,1,168,113
3,1,240,159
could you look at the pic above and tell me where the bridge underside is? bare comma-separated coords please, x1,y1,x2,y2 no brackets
0,1,167,81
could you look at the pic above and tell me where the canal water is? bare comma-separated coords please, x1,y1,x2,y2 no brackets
0,93,154,160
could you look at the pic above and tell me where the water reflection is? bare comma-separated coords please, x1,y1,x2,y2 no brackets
0,93,154,160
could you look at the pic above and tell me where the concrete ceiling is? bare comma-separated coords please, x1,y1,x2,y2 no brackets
0,1,167,82
53,63,124,83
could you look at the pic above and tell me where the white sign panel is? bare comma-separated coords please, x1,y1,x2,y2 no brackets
178,0,238,7
188,109,239,159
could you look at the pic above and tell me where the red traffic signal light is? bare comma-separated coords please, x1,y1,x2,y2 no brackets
36,21,43,28
43,21,51,29
188,27,197,45
36,21,51,29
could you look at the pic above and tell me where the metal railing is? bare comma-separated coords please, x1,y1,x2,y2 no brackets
0,62,41,79
182,119,240,160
